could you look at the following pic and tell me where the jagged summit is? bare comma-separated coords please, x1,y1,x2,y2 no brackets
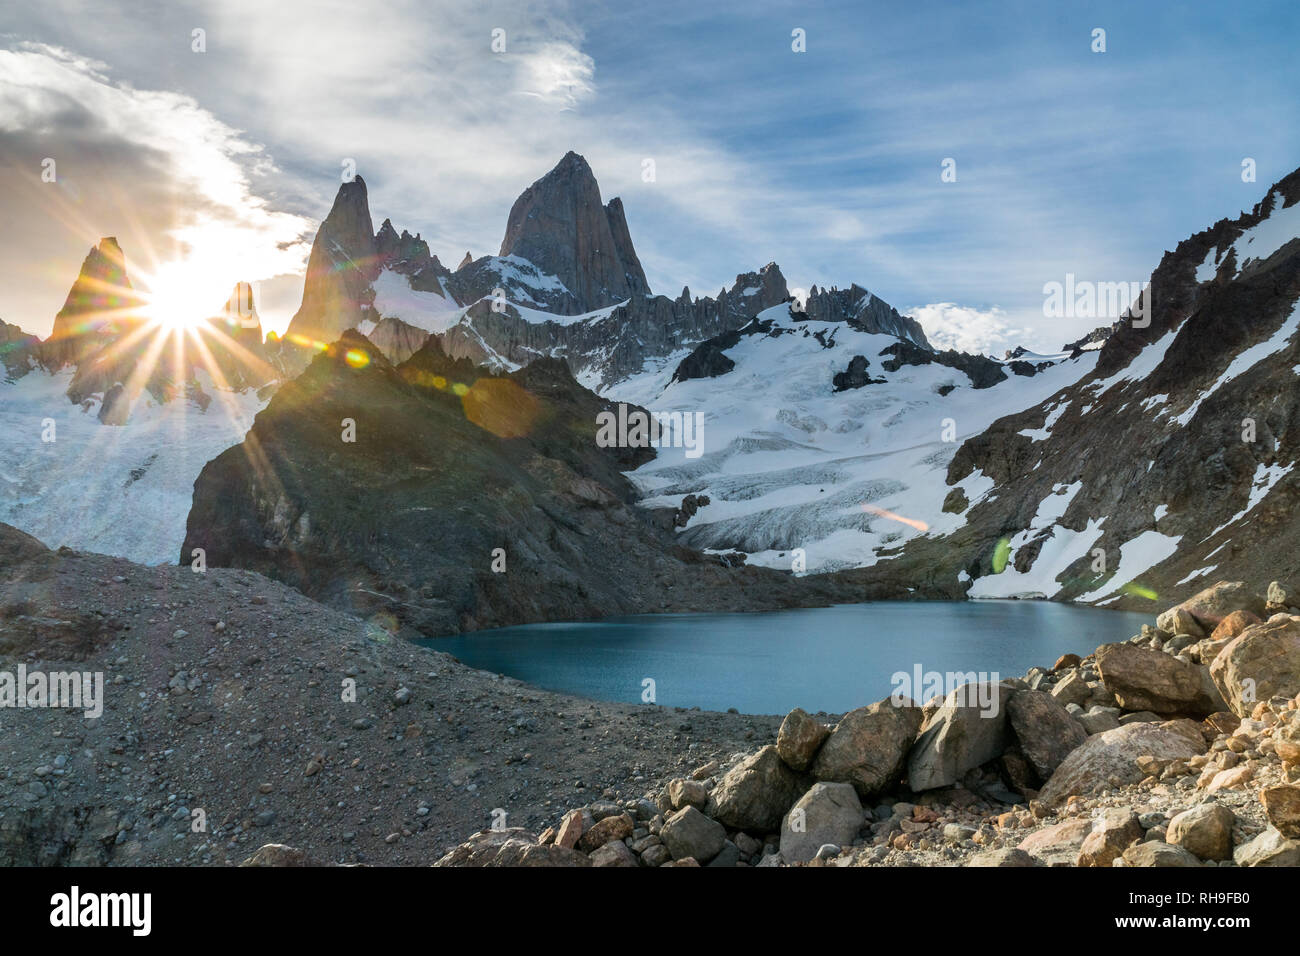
498,151,651,313
44,237,145,369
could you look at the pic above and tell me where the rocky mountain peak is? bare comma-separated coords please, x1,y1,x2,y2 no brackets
457,251,473,271
498,152,651,313
43,236,145,370
281,176,381,355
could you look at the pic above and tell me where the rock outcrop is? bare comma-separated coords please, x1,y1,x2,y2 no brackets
494,151,650,314
42,237,145,371
182,331,850,635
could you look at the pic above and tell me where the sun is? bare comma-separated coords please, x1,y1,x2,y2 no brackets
139,261,231,330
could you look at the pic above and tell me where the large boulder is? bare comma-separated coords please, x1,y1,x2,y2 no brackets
906,682,1010,792
1261,785,1300,838
779,782,864,864
1120,842,1202,867
1038,720,1205,807
1094,643,1226,716
776,708,830,771
433,828,591,866
576,812,633,852
1007,689,1087,781
1158,581,1267,635
1167,803,1235,861
1017,819,1094,866
1209,609,1262,643
1233,827,1300,866
706,745,803,832
659,806,726,863
1076,809,1142,867
967,848,1036,867
811,699,923,799
1209,616,1300,717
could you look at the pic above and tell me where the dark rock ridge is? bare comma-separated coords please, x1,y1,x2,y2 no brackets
848,165,1300,606
671,316,782,384
182,331,852,636
0,319,41,382
832,355,886,392
446,263,793,388
798,283,930,348
877,340,1017,389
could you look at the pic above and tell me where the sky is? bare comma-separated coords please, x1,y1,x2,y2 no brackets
2,0,1298,353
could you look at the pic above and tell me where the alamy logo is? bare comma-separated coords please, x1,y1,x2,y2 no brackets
596,403,704,459
1043,274,1152,327
0,666,103,718
50,886,151,936
890,665,1001,717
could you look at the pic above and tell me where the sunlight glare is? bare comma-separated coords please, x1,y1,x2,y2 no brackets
141,260,234,330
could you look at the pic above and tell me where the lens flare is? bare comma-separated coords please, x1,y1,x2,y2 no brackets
861,503,929,533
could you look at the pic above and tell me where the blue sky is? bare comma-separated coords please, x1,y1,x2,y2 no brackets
2,0,1298,351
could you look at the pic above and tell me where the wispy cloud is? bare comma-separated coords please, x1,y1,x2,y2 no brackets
1,0,1298,346
0,43,312,335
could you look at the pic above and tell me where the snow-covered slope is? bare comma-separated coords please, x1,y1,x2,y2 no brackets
605,303,1093,573
0,368,265,564
864,167,1300,608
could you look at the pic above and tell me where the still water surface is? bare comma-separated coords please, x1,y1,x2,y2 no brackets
426,600,1151,715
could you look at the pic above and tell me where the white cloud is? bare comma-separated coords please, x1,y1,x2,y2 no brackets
0,43,313,335
909,302,1031,357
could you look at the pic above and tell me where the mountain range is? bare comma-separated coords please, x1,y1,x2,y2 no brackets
2,153,1299,629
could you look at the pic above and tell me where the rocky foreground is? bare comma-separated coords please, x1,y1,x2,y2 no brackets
0,524,778,865
430,579,1300,867
4,519,1299,868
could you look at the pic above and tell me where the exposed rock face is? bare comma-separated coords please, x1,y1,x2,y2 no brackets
97,383,130,426
365,316,432,366
42,237,145,370
878,339,1010,388
182,332,849,635
199,282,274,391
496,151,649,314
29,238,273,424
831,354,884,391
798,283,929,346
279,176,380,363
0,319,41,382
448,264,792,388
